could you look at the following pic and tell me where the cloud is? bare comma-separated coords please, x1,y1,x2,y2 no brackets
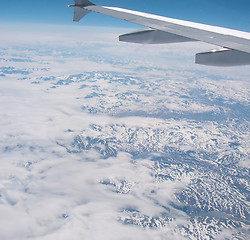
0,22,249,240
0,57,190,239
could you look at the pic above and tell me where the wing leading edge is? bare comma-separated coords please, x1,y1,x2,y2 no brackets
69,1,250,66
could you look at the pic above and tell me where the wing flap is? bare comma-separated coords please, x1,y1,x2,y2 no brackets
196,49,250,66
119,29,197,44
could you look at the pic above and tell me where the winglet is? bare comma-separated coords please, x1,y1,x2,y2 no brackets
68,0,95,22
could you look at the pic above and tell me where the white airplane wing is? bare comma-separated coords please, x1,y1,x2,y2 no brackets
69,0,250,66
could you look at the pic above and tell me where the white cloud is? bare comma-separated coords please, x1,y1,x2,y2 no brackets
0,62,190,239
0,22,249,240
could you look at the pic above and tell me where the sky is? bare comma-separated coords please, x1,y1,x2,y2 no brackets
0,0,250,31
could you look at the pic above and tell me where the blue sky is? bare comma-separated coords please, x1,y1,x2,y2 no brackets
0,0,250,31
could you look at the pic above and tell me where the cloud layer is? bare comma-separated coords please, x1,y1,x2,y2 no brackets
0,23,249,240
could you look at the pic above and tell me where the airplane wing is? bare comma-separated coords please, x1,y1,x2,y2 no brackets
68,0,250,66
